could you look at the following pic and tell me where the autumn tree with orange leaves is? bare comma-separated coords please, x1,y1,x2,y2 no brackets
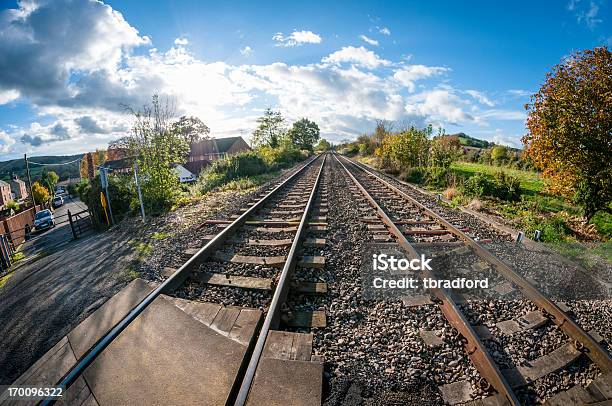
523,47,612,219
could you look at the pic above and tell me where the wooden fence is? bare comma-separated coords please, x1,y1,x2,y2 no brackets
1,206,43,245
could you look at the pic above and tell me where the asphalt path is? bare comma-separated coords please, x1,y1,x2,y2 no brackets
0,197,136,384
22,195,89,256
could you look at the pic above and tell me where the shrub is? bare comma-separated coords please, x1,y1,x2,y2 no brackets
399,167,426,184
590,211,612,238
5,200,19,212
344,143,359,156
461,171,521,201
492,171,521,201
521,212,571,242
443,187,457,200
426,167,449,188
197,146,305,194
67,183,78,197
258,145,303,169
463,173,493,197
467,198,483,211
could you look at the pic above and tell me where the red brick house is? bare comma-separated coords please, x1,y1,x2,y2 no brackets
186,136,250,175
0,180,12,209
10,176,28,200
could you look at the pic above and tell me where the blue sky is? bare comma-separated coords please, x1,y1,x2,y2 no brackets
0,0,610,159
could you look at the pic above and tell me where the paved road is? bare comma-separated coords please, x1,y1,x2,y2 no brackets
22,195,89,257
0,207,137,384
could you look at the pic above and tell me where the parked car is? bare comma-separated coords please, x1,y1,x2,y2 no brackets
34,209,55,231
55,186,66,195
52,195,64,208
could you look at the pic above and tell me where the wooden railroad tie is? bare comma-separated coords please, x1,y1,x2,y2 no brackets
202,219,328,227
402,228,451,236
262,331,314,362
193,272,272,290
281,311,327,328
213,252,325,269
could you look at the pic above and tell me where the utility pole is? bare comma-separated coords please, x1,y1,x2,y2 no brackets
24,154,36,213
133,162,146,222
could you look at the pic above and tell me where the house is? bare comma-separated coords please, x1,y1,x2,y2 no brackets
187,136,250,175
10,175,28,200
0,180,12,209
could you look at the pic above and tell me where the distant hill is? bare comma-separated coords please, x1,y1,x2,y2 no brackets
0,154,83,183
449,133,494,149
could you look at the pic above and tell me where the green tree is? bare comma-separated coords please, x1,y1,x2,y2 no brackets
287,118,320,152
377,127,431,169
315,139,332,152
124,94,190,213
32,181,50,204
171,116,210,144
429,135,461,168
252,108,285,148
523,47,612,219
491,145,508,164
41,170,59,195
5,200,19,212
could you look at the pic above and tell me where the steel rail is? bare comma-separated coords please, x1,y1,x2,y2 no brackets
334,153,520,406
346,155,612,374
233,154,327,406
40,154,322,406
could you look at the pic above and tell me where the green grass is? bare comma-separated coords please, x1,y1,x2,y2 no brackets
590,211,612,238
130,240,153,259
450,161,544,194
10,251,25,262
151,232,171,240
591,240,612,262
0,272,13,289
121,267,140,282
547,240,612,269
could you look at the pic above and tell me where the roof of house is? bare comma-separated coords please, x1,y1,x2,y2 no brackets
215,136,244,152
189,136,246,156
103,157,133,170
0,180,9,187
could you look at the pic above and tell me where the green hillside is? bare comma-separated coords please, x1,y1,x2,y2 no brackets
450,132,493,148
0,154,83,182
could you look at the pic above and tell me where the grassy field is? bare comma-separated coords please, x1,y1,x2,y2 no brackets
450,161,544,194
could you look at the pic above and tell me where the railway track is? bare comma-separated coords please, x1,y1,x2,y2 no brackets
39,153,329,406
334,153,612,405
27,152,610,406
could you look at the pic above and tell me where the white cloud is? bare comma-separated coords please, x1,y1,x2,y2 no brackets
0,130,15,153
569,0,603,28
508,89,531,97
174,37,189,45
479,109,526,120
491,129,522,148
393,65,449,92
240,46,253,56
465,90,494,106
272,30,322,47
0,89,20,105
359,34,379,46
405,89,474,125
379,27,391,35
322,46,391,69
